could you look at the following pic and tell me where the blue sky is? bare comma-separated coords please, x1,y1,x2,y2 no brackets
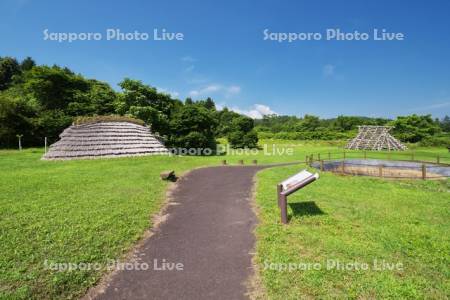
1,0,450,118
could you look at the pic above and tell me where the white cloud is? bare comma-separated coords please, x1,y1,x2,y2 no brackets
226,85,241,95
181,56,196,62
323,64,335,77
189,84,221,97
157,87,180,98
184,65,195,72
408,101,450,112
188,84,241,98
230,104,277,119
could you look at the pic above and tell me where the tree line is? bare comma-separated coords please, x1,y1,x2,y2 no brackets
0,56,257,150
0,56,448,150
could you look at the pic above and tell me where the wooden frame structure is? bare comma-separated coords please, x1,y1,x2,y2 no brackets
346,125,406,151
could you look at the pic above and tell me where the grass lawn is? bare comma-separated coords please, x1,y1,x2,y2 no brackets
0,141,448,299
254,165,449,299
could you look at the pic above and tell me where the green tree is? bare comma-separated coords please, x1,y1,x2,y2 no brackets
0,57,21,90
227,116,258,148
168,105,217,152
390,114,441,143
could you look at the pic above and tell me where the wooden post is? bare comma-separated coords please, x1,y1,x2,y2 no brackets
379,165,383,177
343,151,346,159
437,155,440,164
309,155,313,166
305,156,309,165
222,160,227,165
252,159,258,165
280,193,288,224
317,153,321,161
422,164,426,180
320,160,324,171
238,159,244,165
328,152,331,160
277,184,282,208
17,134,23,151
341,160,345,174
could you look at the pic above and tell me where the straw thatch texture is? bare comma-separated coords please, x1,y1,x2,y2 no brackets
43,122,169,160
346,125,407,151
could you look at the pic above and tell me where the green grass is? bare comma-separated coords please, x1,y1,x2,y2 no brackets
0,140,328,299
0,141,448,299
254,165,450,299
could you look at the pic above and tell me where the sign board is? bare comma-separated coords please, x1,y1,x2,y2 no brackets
280,170,319,191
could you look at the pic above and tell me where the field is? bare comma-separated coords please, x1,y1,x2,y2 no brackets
0,141,449,299
254,165,449,299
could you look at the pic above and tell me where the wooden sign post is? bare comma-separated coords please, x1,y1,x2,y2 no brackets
277,170,319,224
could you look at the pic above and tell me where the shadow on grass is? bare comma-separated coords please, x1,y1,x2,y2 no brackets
289,201,325,219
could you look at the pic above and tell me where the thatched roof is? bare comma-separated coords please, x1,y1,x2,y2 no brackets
346,125,407,151
42,122,169,160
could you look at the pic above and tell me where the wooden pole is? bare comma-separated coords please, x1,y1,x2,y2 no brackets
437,155,440,164
277,184,282,208
341,160,345,174
280,194,288,224
379,165,383,178
238,159,244,165
320,160,324,171
328,152,331,160
252,159,258,165
422,164,426,180
318,153,321,161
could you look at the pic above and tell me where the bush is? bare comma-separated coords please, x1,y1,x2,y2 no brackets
227,116,259,148
418,135,450,148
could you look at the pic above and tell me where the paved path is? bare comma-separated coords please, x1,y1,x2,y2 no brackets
94,165,267,300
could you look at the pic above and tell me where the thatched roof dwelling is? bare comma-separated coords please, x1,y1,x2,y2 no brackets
43,121,169,160
346,125,407,151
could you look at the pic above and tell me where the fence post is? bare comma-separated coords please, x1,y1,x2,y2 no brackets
309,155,313,166
280,193,288,224
277,184,283,208
328,152,331,160
318,153,321,161
238,159,244,165
320,160,324,171
343,151,346,159
305,156,309,165
437,155,440,164
252,159,258,165
422,164,426,180
222,160,227,165
379,165,383,178
341,160,345,174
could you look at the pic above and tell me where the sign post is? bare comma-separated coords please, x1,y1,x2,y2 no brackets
277,170,319,224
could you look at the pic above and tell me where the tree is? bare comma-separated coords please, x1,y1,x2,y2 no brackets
227,116,258,148
0,57,21,90
168,105,217,152
20,57,36,71
440,115,450,132
390,114,441,143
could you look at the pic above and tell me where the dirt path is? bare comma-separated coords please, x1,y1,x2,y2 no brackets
93,165,270,300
